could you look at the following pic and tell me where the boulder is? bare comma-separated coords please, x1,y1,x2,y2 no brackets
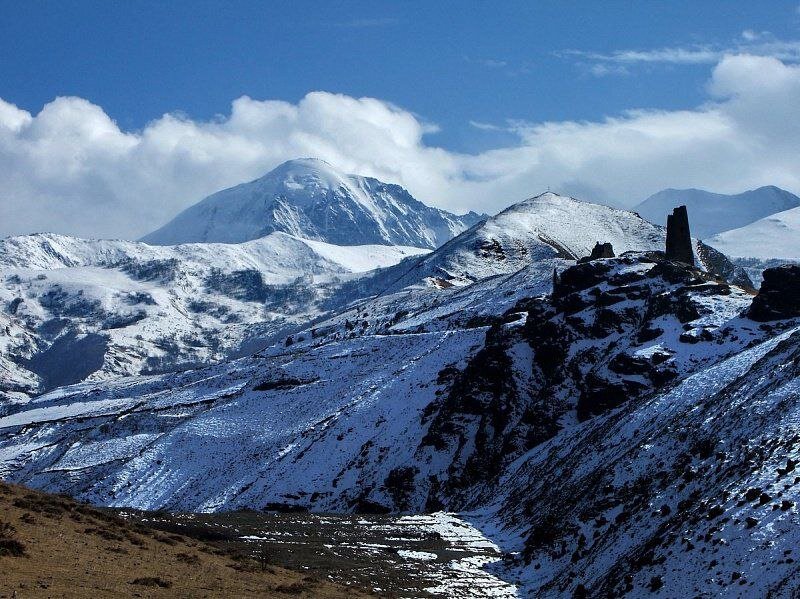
579,242,615,263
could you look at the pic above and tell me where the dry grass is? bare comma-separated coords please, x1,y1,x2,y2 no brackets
0,481,374,598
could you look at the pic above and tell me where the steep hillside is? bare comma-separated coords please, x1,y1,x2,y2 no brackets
635,186,800,238
0,253,771,516
484,324,800,597
142,158,485,248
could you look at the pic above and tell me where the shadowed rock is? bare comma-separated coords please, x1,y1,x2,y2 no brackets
579,242,615,263
666,205,694,264
748,264,800,321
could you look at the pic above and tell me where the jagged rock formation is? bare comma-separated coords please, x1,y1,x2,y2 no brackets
748,264,800,321
666,205,695,264
695,241,755,290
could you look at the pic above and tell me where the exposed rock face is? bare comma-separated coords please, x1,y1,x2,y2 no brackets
420,252,764,506
579,242,615,263
748,264,800,321
695,241,755,290
666,205,695,264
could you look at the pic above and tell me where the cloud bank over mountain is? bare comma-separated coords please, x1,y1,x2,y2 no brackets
1,54,800,239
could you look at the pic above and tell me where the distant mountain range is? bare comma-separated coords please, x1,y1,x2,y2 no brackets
142,158,485,248
634,185,800,238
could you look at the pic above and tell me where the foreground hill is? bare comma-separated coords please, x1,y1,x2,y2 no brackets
0,480,370,598
635,186,800,238
142,158,485,248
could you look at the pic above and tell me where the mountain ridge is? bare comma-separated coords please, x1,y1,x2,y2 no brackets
634,185,800,239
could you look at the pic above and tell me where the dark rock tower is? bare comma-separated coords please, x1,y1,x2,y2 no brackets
665,205,694,264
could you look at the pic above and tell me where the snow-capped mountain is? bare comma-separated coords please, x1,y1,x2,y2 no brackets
634,186,800,239
0,232,428,402
141,158,485,248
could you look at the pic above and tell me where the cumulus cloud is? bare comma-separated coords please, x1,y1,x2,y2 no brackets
1,54,800,240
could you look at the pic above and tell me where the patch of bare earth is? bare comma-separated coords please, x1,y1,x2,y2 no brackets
0,481,374,598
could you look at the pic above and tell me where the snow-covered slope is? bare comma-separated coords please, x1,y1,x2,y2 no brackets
1,251,797,596
635,186,800,238
703,206,800,286
0,232,428,401
0,253,772,513
706,205,800,260
375,192,746,291
485,325,800,597
141,158,485,249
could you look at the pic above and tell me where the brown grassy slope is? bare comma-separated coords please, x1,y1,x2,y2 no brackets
0,481,374,598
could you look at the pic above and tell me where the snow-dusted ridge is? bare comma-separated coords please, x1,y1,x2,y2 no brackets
0,231,428,273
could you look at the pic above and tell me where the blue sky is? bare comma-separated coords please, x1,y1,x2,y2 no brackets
3,0,799,152
1,1,800,238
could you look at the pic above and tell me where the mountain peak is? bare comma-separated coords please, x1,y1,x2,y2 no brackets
258,157,342,185
141,159,484,248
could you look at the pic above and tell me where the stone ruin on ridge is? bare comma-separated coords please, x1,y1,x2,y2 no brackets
665,205,694,264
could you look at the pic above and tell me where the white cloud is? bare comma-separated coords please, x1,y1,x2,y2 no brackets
587,63,630,77
1,54,800,240
562,35,800,66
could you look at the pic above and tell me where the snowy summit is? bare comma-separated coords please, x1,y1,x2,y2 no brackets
141,158,485,248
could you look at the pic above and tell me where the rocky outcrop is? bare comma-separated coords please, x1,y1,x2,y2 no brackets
696,241,755,290
420,252,761,507
666,205,694,264
748,264,800,321
578,242,615,263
